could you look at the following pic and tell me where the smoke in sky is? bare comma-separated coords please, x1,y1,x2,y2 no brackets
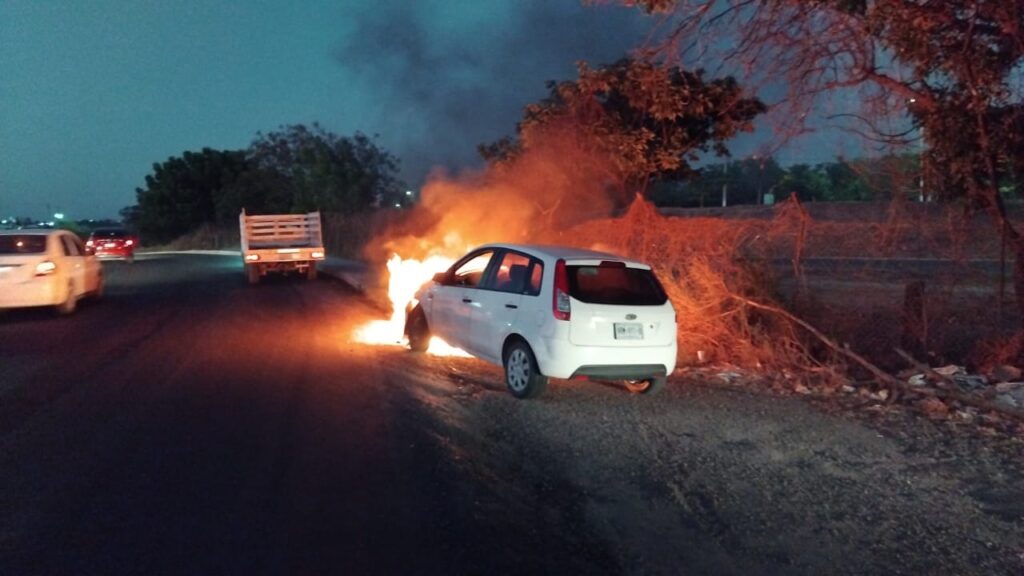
333,0,652,188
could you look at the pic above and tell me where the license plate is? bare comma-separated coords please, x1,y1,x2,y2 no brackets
104,243,116,248
614,323,643,340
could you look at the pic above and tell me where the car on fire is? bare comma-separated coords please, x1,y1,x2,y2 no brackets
404,244,677,399
0,229,104,315
85,228,137,262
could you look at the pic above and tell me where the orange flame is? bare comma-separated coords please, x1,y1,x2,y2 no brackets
353,253,471,357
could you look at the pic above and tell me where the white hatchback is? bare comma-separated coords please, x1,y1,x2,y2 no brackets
0,230,104,315
405,244,677,398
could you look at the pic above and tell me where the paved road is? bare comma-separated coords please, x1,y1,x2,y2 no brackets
0,255,606,575
1,254,1022,575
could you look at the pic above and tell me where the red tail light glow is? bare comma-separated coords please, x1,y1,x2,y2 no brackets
125,239,134,246
552,258,570,321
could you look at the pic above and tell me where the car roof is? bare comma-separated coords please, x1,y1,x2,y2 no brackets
475,243,647,266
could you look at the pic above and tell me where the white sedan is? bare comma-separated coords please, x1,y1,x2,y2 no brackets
0,229,104,315
405,244,677,399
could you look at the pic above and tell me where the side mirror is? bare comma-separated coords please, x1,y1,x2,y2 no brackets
432,271,448,285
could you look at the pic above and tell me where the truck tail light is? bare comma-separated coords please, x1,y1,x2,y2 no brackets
552,258,570,321
35,261,57,276
245,254,259,262
311,250,324,259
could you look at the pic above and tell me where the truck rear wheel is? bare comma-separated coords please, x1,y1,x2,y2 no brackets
306,263,317,281
247,264,260,285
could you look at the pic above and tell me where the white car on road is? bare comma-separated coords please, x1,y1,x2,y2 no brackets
0,229,104,315
405,244,677,398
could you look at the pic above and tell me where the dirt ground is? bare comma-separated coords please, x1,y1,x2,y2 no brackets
387,351,1024,575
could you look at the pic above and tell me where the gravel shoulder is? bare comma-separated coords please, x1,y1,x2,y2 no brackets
386,351,1024,575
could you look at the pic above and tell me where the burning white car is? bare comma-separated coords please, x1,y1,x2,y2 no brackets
404,243,677,399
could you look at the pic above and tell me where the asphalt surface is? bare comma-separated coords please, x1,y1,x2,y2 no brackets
0,254,595,575
2,254,1022,575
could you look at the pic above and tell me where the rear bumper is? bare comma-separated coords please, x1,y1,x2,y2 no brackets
95,249,133,259
531,336,677,380
570,364,668,380
242,248,324,271
0,278,62,308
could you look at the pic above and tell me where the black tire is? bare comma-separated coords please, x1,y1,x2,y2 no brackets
56,281,77,315
306,263,317,281
406,307,430,352
503,340,548,399
624,376,666,395
247,264,260,285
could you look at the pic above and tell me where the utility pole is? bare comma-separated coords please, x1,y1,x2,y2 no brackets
721,160,729,207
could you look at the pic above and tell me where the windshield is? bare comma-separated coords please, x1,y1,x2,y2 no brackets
92,229,129,239
567,264,668,306
0,235,48,254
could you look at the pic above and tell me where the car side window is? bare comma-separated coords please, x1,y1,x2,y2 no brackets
71,236,87,255
451,251,494,288
486,251,539,295
526,261,543,296
60,235,80,256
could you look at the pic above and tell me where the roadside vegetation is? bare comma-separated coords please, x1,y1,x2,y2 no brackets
123,123,405,245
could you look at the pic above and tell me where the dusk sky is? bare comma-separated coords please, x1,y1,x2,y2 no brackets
1,1,852,220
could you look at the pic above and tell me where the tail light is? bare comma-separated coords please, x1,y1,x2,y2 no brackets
35,261,57,276
125,239,134,246
311,250,324,259
245,254,259,262
552,258,570,321
86,240,94,247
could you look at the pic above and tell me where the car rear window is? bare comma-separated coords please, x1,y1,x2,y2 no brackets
567,264,668,306
0,235,48,254
92,229,128,239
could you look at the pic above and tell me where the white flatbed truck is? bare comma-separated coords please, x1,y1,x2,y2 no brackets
239,210,325,284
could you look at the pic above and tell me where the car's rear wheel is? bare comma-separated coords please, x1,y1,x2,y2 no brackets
624,376,666,395
247,264,260,285
406,306,430,352
56,281,77,315
503,341,548,399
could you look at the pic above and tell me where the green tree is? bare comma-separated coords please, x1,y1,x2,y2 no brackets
612,0,1024,322
248,123,403,212
779,164,829,202
483,58,765,207
129,124,404,243
134,148,249,243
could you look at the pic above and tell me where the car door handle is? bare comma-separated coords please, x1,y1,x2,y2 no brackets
462,298,473,303
505,303,518,309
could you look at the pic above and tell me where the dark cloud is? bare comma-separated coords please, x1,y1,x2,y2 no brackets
334,1,651,187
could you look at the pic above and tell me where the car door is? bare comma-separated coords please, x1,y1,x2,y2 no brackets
469,250,543,364
72,234,101,293
429,249,497,350
59,233,87,297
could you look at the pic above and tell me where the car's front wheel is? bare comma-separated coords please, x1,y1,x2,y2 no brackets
503,340,548,399
406,306,430,352
624,376,666,395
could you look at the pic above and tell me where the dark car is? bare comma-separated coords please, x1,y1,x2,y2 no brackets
86,228,137,262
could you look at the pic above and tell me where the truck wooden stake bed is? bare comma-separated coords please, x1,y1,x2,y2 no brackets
239,210,325,284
